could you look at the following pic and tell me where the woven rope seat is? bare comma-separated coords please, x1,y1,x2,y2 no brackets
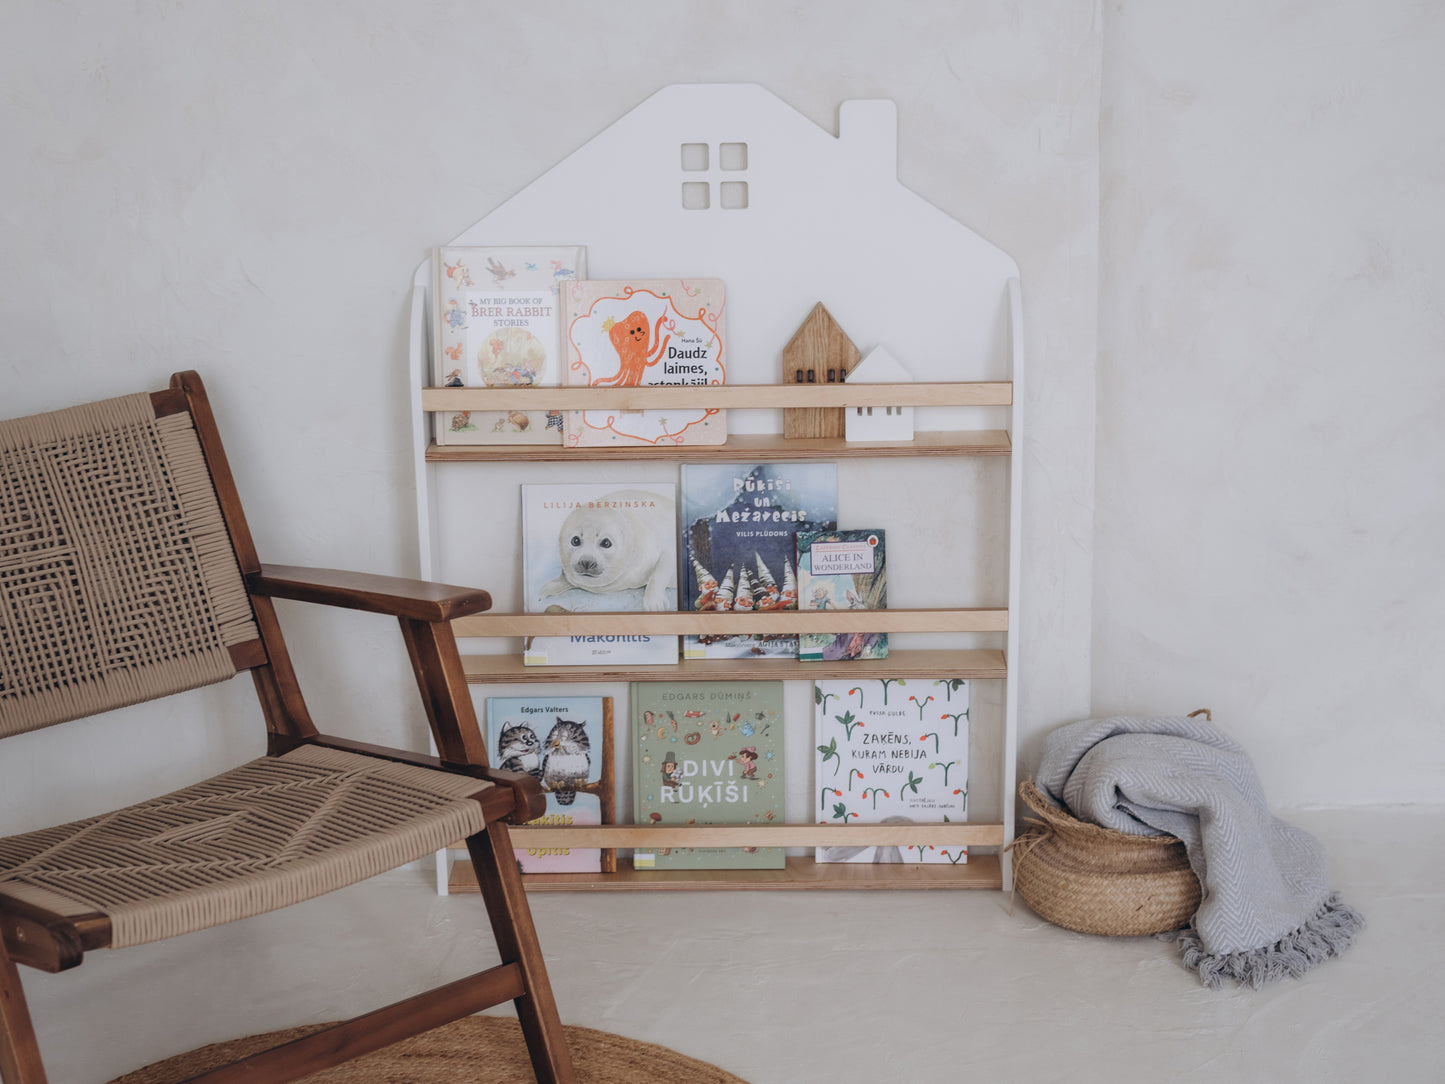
0,745,491,949
1011,780,1201,937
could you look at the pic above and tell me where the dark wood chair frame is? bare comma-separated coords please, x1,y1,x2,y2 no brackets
0,372,576,1084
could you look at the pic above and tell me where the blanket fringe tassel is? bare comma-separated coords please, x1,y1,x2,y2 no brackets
1173,892,1365,989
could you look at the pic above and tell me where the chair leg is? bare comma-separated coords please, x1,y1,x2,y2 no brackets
465,820,575,1084
0,937,47,1084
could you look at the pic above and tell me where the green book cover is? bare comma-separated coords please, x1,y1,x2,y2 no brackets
631,681,785,870
796,528,888,661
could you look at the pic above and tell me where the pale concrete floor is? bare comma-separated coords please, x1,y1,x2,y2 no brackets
16,806,1443,1084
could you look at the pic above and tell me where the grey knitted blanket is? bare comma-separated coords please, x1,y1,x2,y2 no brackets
1035,715,1363,988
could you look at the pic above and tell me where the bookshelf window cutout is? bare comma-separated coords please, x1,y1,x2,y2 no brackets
720,180,748,209
680,143,709,170
719,141,748,170
680,142,749,210
682,181,710,210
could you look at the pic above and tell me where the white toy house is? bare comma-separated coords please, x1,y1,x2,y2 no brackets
844,345,915,442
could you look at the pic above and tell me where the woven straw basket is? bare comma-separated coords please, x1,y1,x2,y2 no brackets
1011,780,1202,936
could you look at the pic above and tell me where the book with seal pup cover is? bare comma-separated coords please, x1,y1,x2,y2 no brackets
521,481,678,666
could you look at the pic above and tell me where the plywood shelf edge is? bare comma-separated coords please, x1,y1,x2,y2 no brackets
421,381,1011,412
451,608,1008,638
504,823,1005,848
447,854,1003,893
459,647,1007,684
427,429,1010,462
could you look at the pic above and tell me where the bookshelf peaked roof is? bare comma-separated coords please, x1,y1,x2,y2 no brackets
428,83,1020,430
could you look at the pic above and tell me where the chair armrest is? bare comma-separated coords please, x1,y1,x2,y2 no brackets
252,569,502,796
249,564,492,622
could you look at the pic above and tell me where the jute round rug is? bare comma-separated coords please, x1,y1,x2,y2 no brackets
108,1015,748,1083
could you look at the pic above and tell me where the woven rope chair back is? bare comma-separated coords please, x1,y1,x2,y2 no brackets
0,392,259,738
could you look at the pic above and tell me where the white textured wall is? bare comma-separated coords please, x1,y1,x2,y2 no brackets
8,0,1436,822
0,3,1099,830
1096,1,1445,804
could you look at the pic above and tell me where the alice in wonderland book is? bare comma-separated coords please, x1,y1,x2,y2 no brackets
796,529,888,661
679,462,837,659
521,482,677,666
813,678,969,865
561,278,726,447
432,244,584,445
485,696,615,873
631,681,785,870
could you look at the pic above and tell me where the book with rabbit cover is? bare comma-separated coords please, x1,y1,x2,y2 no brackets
521,482,678,666
631,681,785,870
486,696,615,873
813,678,969,865
679,462,837,659
796,529,888,661
561,278,727,447
432,244,584,445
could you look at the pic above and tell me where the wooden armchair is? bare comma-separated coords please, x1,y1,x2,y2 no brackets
0,373,575,1083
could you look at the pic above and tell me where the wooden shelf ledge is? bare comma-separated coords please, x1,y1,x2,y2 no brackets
451,608,1008,638
422,382,1011,412
449,854,1002,892
458,647,1007,684
504,824,1005,849
427,430,1010,462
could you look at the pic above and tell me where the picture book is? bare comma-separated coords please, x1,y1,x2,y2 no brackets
560,278,726,447
813,678,969,865
631,681,785,870
796,529,888,661
431,244,585,445
521,482,678,666
679,463,837,659
485,695,615,874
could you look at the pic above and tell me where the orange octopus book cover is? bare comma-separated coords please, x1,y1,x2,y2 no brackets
561,279,727,447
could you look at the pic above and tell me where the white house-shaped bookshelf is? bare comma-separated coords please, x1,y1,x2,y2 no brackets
845,346,915,442
408,83,1024,893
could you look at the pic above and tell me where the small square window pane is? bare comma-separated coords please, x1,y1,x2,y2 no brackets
681,143,709,171
682,181,710,210
719,142,748,170
720,181,748,210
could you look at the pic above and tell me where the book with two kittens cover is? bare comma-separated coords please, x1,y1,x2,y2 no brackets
486,696,615,874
